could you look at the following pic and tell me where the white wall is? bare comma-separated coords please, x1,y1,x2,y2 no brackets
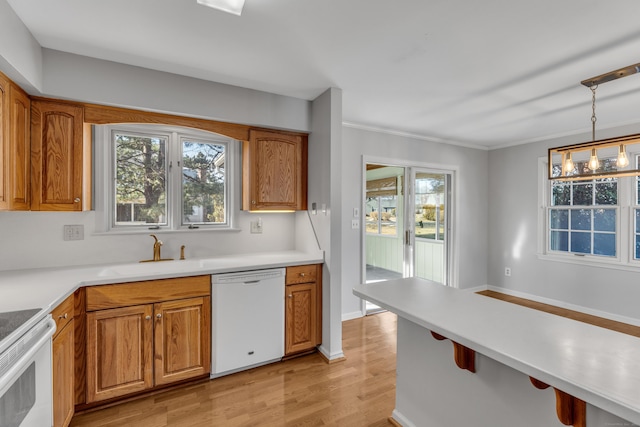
309,87,344,360
340,126,490,319
0,0,42,92
0,211,296,271
41,49,309,132
488,123,640,321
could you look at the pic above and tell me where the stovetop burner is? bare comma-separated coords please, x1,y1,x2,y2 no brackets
0,308,40,342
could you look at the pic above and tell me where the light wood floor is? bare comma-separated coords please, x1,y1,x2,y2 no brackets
478,290,640,337
70,312,397,427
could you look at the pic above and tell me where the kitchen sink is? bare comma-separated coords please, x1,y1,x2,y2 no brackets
97,260,199,277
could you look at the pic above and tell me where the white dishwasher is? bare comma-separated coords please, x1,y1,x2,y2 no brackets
211,268,285,378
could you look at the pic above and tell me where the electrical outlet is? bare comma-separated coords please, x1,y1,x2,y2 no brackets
351,219,359,229
505,267,511,277
63,224,84,241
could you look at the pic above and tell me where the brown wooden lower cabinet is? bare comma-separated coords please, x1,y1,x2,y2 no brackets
86,304,154,402
154,297,211,386
84,276,211,404
285,264,322,356
52,294,75,427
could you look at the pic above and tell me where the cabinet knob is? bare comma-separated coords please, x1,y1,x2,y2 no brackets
252,200,256,205
74,197,81,203
300,273,305,277
157,313,162,319
145,315,151,320
58,313,68,320
288,294,292,298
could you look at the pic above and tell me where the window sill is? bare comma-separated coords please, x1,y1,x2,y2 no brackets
93,227,243,236
537,252,640,272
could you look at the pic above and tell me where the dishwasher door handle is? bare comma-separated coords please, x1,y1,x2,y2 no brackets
243,280,260,284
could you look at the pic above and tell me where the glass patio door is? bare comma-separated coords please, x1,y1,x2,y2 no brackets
363,163,451,313
411,170,450,285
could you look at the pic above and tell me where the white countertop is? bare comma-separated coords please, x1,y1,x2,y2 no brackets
353,278,640,425
0,250,323,354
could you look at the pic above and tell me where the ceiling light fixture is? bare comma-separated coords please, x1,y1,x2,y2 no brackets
548,62,640,181
197,0,245,16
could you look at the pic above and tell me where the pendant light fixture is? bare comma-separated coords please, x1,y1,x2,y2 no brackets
587,85,600,171
548,62,640,181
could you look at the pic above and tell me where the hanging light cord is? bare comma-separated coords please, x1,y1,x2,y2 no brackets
590,84,598,142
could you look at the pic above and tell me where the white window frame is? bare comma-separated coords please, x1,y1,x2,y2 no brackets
365,194,399,237
538,156,640,271
95,124,240,234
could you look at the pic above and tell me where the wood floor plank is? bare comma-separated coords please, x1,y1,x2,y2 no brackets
477,290,640,338
70,312,397,427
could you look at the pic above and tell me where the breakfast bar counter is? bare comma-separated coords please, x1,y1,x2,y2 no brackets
353,278,640,427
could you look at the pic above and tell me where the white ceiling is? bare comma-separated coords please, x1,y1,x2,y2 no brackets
7,0,640,149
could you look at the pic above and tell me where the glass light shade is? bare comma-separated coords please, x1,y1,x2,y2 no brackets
588,148,600,171
197,0,245,15
617,144,629,168
563,152,574,175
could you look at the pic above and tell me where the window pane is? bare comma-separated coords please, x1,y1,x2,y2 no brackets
570,209,591,231
551,184,570,206
549,209,568,229
379,196,398,235
593,209,615,232
595,181,617,205
636,209,640,260
570,232,591,254
572,183,593,205
594,233,615,256
181,140,226,224
114,133,167,225
366,197,380,234
550,231,568,251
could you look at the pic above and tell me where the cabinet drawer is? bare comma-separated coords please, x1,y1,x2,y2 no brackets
51,293,74,337
86,275,210,311
286,265,318,285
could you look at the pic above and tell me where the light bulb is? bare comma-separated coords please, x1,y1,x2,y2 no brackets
588,148,600,171
617,144,629,168
563,152,574,175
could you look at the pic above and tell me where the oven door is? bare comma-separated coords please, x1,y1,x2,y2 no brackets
0,316,56,427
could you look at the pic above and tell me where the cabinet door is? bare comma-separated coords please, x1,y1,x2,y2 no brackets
31,100,89,211
52,320,74,427
243,129,307,211
0,74,7,210
86,305,153,402
0,77,30,211
154,297,211,386
285,283,317,355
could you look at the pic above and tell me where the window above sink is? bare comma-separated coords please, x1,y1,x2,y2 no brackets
94,124,241,233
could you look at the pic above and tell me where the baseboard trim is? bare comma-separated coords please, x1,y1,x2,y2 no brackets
317,344,345,363
390,409,416,427
342,310,364,321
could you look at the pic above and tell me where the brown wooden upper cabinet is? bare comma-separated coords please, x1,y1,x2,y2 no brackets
0,73,31,211
242,129,308,211
31,99,91,211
